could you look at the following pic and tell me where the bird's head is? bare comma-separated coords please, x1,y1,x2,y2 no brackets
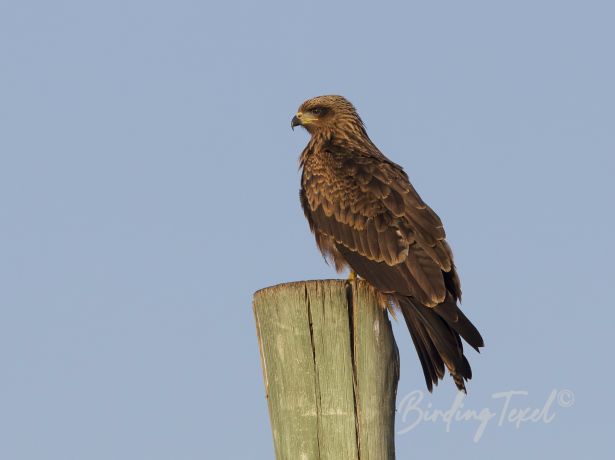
291,95,365,136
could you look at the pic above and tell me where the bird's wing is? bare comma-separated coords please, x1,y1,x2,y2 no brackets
302,149,458,306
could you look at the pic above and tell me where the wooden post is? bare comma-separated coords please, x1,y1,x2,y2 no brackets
253,279,400,460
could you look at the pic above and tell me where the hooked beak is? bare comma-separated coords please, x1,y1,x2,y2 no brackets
291,114,302,130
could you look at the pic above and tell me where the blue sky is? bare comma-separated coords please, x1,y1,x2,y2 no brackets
1,1,613,458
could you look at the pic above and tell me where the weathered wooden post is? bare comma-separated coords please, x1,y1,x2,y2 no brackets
253,279,400,460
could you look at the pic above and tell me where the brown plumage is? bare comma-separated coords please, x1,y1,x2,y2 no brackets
292,95,484,392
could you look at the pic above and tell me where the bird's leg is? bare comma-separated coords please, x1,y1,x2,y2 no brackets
347,270,360,292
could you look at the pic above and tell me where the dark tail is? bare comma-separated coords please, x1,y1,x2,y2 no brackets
397,296,484,393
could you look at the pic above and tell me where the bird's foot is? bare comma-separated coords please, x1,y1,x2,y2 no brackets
348,270,358,281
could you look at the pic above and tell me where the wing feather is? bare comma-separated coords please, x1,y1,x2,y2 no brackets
301,145,457,306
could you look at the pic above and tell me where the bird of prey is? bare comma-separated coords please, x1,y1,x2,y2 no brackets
292,95,484,392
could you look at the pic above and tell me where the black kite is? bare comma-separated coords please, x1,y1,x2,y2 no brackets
292,95,484,392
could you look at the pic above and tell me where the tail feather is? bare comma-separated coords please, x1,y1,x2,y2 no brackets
433,301,484,352
402,308,444,391
398,296,483,392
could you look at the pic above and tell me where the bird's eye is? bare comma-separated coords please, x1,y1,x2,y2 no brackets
311,107,323,116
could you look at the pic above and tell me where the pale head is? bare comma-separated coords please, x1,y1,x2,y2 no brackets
291,95,365,135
